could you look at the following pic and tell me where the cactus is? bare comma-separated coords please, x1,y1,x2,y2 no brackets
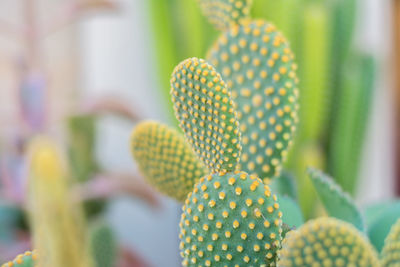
169,56,285,266
381,218,400,267
1,251,38,267
308,168,364,231
28,137,92,267
278,217,381,267
207,20,299,181
179,171,282,266
131,120,207,201
198,0,253,31
89,220,117,267
170,57,242,173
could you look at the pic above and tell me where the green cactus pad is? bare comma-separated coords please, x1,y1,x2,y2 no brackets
277,194,304,229
381,218,400,267
278,217,380,267
179,170,282,266
1,251,38,267
90,221,117,267
207,20,299,181
308,168,364,231
131,120,207,202
171,57,241,173
197,0,253,31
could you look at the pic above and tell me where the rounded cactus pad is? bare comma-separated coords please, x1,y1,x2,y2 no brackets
131,120,207,202
278,217,380,267
381,218,400,266
179,171,283,266
198,0,253,31
171,57,241,174
207,20,299,181
1,250,38,267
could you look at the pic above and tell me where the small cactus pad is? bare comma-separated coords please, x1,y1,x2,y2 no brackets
171,57,241,173
198,0,253,31
381,218,400,266
131,120,207,202
1,251,38,267
308,168,364,231
179,171,282,266
207,20,299,181
277,217,380,267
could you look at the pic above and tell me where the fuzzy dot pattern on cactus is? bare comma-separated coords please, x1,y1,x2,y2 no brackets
131,120,207,202
198,0,253,31
277,217,380,267
171,57,241,174
381,218,400,267
207,20,299,181
179,170,283,266
1,250,38,267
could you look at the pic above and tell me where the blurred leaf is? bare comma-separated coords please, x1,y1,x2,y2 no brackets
278,194,304,229
269,171,298,201
90,220,117,267
308,168,364,231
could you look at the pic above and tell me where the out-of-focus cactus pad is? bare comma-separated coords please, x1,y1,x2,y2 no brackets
381,218,400,266
131,120,207,202
207,20,299,181
179,171,282,266
1,251,38,267
198,0,253,31
278,217,380,267
171,57,241,173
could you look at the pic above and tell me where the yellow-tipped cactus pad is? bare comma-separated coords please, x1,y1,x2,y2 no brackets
1,250,38,267
131,120,207,202
179,171,282,266
171,57,241,173
207,20,299,181
381,218,400,266
278,217,380,267
198,0,253,31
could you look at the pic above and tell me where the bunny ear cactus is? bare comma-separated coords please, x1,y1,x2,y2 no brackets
171,57,241,173
207,20,299,181
381,218,400,267
131,120,207,202
278,217,381,267
198,0,253,31
1,251,38,267
28,137,92,267
172,57,283,266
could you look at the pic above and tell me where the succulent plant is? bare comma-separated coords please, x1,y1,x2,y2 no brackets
207,19,299,181
1,251,38,267
278,217,380,267
198,0,253,31
89,220,117,267
131,120,207,202
381,218,400,267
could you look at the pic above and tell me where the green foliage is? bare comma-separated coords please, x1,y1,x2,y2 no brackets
1,251,38,267
269,170,297,200
330,54,376,193
278,217,380,267
131,120,207,202
179,171,282,266
381,218,400,267
198,0,253,31
277,194,304,229
90,221,117,267
207,20,299,181
368,202,400,252
171,57,241,173
308,168,364,231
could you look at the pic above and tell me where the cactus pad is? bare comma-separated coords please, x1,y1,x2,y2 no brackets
207,20,299,181
131,120,207,202
1,251,38,267
171,57,241,173
308,168,364,231
197,0,253,31
278,217,380,267
179,170,282,266
381,218,400,267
